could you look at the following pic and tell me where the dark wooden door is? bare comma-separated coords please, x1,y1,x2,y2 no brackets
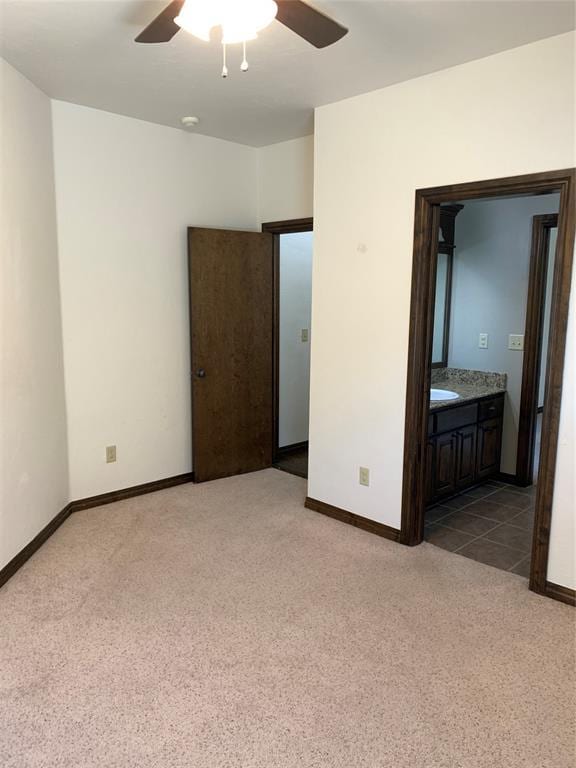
433,432,457,498
455,425,477,488
477,418,503,479
188,227,274,482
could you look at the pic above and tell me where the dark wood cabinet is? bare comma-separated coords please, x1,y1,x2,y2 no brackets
477,417,503,479
455,424,478,489
434,432,457,498
427,394,504,504
425,440,435,504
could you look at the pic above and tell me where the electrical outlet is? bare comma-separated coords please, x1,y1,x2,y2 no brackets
106,445,117,463
479,333,488,349
301,328,309,342
359,467,370,487
508,334,524,351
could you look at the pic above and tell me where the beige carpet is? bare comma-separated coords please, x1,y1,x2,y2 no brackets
0,469,574,768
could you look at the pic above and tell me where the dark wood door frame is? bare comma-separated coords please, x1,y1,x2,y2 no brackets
400,169,575,605
516,214,559,486
261,218,313,459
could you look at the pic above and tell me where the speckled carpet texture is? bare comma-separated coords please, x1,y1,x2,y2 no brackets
1,469,574,768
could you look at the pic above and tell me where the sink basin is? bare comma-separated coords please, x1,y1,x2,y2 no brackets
430,388,459,401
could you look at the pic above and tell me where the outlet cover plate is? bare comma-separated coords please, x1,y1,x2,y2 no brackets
359,467,370,486
508,334,524,351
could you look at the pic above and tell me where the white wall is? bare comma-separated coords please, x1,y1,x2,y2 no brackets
52,102,259,499
447,195,560,474
0,60,68,569
257,136,314,223
310,32,575,588
279,232,313,447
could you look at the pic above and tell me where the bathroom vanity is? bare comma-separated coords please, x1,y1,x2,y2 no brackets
426,369,506,504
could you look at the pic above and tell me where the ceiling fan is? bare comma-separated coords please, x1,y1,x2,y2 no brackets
135,0,348,75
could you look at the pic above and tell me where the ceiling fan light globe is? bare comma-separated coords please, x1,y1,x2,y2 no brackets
221,26,258,45
174,0,219,41
175,0,278,44
222,0,278,43
240,0,278,32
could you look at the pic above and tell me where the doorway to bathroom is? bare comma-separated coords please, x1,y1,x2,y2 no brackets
262,218,313,479
400,169,575,604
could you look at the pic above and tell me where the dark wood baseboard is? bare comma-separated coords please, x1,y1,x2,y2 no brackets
305,497,400,542
496,471,525,487
0,502,74,589
276,440,308,456
0,472,195,590
542,581,576,607
70,472,195,512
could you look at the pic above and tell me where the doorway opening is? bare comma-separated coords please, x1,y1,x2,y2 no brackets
262,218,313,479
400,170,575,605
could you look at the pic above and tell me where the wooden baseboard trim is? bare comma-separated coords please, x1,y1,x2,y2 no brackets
305,497,400,542
69,472,195,512
276,440,308,456
542,581,576,607
496,471,523,486
0,503,74,589
0,472,195,590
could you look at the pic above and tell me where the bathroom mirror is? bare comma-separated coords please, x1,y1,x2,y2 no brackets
431,248,453,368
431,205,462,368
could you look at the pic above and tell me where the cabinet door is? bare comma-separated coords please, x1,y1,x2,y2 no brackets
425,439,435,504
455,425,477,488
477,417,502,479
434,432,457,498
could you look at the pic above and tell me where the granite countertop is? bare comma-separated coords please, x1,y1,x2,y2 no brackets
430,368,507,411
430,380,507,410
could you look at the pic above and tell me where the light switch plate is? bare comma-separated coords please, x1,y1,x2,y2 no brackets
479,333,488,349
359,467,370,486
301,329,309,342
106,445,117,463
508,334,524,351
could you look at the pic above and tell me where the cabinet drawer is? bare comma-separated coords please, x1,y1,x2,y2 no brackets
478,396,504,422
435,403,478,434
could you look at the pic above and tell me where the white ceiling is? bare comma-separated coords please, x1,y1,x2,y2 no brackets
0,0,574,146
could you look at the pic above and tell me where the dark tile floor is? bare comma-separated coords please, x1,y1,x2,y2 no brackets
273,447,308,479
425,480,536,577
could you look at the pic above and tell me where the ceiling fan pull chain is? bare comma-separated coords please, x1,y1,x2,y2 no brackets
241,40,249,72
221,41,228,78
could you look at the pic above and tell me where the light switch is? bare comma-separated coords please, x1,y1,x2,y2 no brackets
479,333,488,349
508,334,524,351
106,445,117,463
301,329,309,342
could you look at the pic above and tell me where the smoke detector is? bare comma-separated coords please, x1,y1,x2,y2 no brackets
181,116,200,128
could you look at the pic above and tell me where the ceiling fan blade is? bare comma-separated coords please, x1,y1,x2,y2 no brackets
135,0,185,43
275,0,348,48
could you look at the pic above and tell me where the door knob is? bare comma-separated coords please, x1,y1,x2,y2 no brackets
196,368,206,378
